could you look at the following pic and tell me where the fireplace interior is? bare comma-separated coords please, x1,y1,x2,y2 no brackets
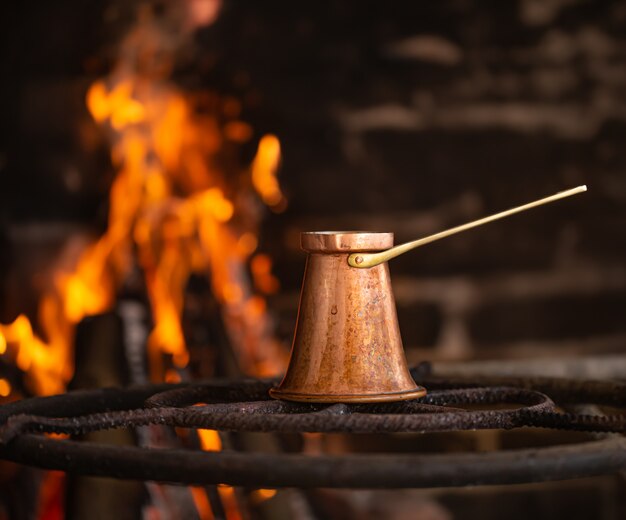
1,1,626,519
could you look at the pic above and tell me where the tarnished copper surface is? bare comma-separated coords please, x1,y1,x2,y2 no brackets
270,231,425,403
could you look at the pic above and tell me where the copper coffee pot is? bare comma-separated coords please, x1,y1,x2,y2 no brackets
270,186,587,403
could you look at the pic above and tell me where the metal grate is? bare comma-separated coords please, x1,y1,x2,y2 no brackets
1,367,625,488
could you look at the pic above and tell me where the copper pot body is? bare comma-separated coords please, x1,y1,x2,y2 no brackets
270,232,426,403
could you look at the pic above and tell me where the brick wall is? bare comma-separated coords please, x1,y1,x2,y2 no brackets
214,0,626,364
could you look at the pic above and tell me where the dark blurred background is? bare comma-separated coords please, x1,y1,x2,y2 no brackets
239,0,626,363
2,1,625,360
1,1,625,518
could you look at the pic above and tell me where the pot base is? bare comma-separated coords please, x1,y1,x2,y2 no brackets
269,386,427,403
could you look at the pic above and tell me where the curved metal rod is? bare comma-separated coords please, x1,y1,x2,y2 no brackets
1,434,625,488
0,387,558,441
348,185,587,268
1,375,625,488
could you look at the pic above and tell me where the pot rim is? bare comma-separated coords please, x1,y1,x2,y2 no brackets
300,231,394,252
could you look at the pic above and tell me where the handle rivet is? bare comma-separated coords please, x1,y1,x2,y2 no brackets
354,256,363,265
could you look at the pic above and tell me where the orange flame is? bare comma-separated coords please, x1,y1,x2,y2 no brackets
1,7,286,400
251,134,285,210
2,7,286,517
197,430,243,520
0,314,68,395
86,80,146,130
0,378,11,397
216,485,243,520
1,6,286,520
198,429,222,452
190,486,215,520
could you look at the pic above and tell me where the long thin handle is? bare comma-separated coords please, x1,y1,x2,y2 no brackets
348,185,587,268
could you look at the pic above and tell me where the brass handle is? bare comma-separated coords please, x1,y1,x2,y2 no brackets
348,185,587,269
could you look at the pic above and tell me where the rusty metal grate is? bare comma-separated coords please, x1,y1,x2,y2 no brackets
1,366,625,488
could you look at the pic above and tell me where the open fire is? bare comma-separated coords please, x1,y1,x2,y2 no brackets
0,1,285,517
0,1,286,397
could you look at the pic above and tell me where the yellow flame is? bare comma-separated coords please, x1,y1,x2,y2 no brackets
59,238,117,323
86,80,146,129
198,429,222,451
251,134,285,209
194,188,235,223
0,378,11,397
0,314,65,395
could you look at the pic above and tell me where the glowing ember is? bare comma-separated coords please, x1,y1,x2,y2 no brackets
190,486,214,520
216,485,243,520
250,488,278,504
37,471,65,520
196,430,246,519
198,429,222,452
